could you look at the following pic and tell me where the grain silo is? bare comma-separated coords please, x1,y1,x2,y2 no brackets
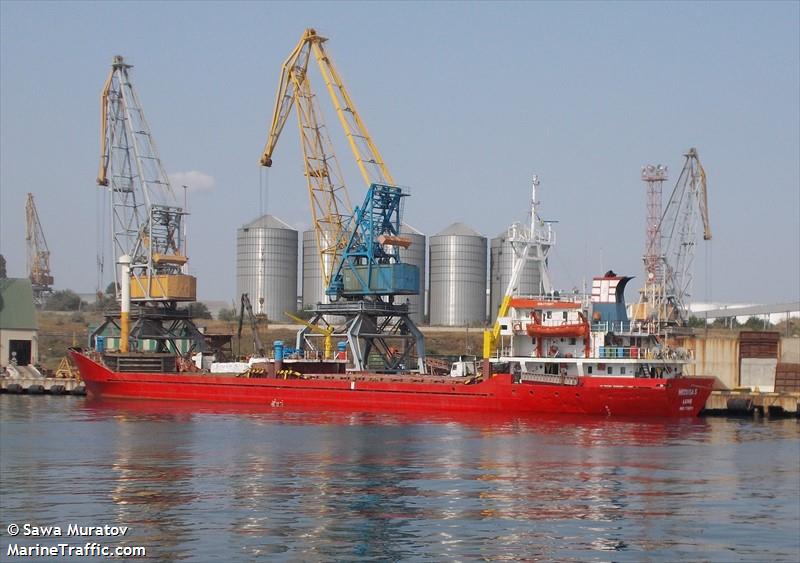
236,215,298,322
301,229,325,309
397,223,426,323
429,223,487,326
489,230,546,322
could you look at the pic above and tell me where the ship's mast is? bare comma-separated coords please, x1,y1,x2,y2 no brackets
483,175,556,361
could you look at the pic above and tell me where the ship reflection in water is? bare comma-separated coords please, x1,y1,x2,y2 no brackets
1,396,798,561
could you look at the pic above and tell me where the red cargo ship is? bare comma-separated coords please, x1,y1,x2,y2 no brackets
68,349,713,418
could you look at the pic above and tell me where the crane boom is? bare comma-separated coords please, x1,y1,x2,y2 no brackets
260,29,425,374
638,147,711,326
25,193,54,302
259,28,397,290
309,36,394,186
260,29,352,289
238,294,266,357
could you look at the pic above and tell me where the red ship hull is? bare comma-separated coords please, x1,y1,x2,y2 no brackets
69,351,714,418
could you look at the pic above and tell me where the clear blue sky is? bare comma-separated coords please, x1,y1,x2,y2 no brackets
1,1,798,305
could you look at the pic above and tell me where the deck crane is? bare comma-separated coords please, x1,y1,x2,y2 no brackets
260,28,424,373
238,294,266,357
25,193,54,304
482,176,555,365
638,148,711,327
92,55,204,355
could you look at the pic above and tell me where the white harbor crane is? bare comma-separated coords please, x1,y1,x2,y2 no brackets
94,55,202,355
638,148,711,326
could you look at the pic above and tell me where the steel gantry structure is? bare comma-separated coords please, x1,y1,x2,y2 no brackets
659,147,711,324
93,55,204,355
25,193,54,304
260,29,425,373
637,148,711,328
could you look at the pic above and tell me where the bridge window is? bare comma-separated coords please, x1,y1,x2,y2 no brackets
607,367,613,375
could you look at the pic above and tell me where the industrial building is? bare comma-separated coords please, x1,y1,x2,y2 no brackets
0,278,38,368
429,222,487,326
236,215,298,322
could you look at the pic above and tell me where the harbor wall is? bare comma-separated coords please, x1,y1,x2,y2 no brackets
680,332,739,389
780,337,800,363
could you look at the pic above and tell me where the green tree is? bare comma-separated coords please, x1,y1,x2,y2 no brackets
218,307,238,322
742,316,772,331
92,282,120,312
45,290,85,311
711,316,740,329
188,302,213,319
687,316,708,329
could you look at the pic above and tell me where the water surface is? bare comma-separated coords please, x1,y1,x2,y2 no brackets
1,395,798,561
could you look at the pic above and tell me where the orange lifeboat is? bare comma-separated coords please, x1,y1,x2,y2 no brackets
526,323,587,337
526,311,592,358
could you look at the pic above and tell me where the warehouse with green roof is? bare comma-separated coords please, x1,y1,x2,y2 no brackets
0,278,38,367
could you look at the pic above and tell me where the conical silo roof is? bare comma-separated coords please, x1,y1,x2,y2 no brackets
435,222,482,237
242,214,295,230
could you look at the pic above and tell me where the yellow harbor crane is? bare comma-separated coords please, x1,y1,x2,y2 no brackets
259,27,394,289
25,193,54,304
259,29,426,373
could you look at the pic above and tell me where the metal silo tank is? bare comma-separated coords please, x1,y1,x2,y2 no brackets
301,229,325,310
489,230,544,322
235,215,298,322
429,223,487,326
397,223,426,323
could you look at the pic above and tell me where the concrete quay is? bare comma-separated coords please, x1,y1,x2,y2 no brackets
1,376,85,396
704,390,800,417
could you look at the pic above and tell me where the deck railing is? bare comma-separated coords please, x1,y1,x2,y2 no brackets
598,346,692,361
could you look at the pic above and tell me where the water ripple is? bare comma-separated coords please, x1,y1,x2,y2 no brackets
1,395,798,561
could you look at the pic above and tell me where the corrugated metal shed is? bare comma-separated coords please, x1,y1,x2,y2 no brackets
0,278,37,330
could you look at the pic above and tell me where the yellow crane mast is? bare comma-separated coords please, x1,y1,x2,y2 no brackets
25,193,54,304
259,28,394,288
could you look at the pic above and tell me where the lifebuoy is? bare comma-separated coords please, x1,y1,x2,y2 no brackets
512,322,522,332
